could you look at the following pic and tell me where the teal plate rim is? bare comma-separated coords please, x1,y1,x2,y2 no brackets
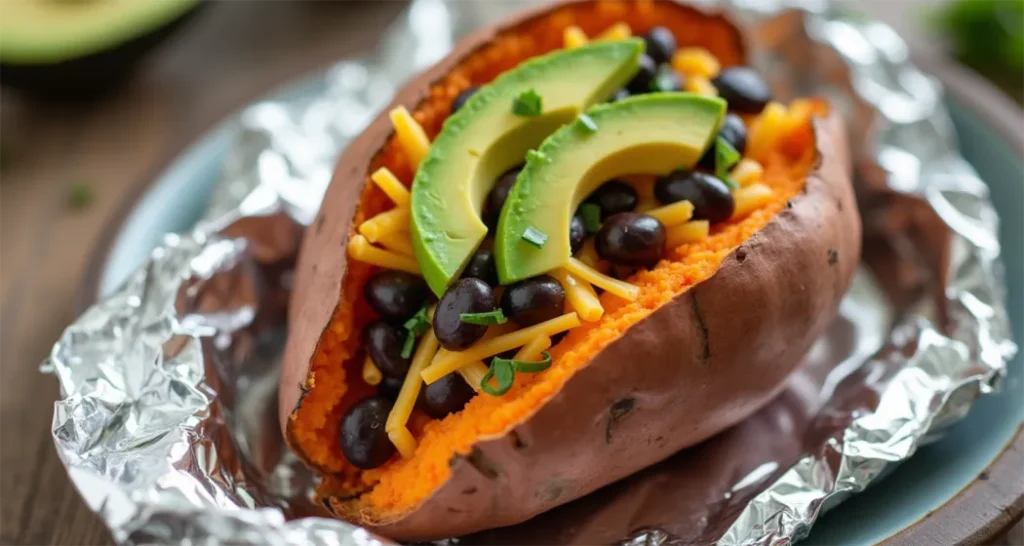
74,51,1024,545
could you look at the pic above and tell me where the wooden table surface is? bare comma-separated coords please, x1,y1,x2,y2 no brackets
0,1,1018,545
0,3,405,544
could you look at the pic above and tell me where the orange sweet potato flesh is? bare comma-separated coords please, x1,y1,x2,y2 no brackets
279,0,861,540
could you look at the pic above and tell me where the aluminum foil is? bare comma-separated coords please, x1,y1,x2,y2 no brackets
44,1,1017,545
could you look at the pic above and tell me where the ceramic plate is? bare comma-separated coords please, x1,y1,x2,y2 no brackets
79,56,1023,544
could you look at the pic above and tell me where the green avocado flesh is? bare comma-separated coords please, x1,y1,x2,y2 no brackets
494,93,727,284
0,0,197,64
410,39,645,297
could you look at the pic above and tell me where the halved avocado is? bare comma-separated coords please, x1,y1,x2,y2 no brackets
495,93,726,283
410,39,645,296
0,0,200,98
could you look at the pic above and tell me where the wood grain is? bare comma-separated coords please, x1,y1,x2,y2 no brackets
0,3,404,544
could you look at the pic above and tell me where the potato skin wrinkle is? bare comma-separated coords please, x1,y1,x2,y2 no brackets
278,0,860,541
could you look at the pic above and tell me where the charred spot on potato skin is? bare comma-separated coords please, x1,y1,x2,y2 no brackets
509,430,529,450
690,293,711,361
735,246,747,263
465,447,502,480
462,486,478,495
828,248,839,265
786,200,793,209
605,397,636,444
447,507,464,514
539,478,572,503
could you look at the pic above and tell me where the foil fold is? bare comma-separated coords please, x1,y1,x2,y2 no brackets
44,1,1016,545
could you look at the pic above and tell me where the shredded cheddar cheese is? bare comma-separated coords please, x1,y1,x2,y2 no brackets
363,355,383,386
358,207,410,243
566,257,640,301
386,329,439,458
665,219,710,248
550,268,604,322
421,313,581,384
731,183,775,220
748,102,788,160
514,334,552,361
646,199,694,227
597,22,631,41
672,47,720,79
564,25,589,49
348,235,421,274
377,230,415,257
458,362,490,393
685,75,718,96
371,167,411,207
389,106,431,169
731,158,765,187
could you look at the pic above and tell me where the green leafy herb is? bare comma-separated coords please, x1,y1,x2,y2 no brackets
460,309,507,326
714,136,741,190
578,113,598,133
403,306,430,336
522,226,548,248
580,203,602,234
931,0,1024,104
400,306,431,358
648,65,681,93
480,352,553,396
68,182,94,210
512,89,543,116
400,332,417,359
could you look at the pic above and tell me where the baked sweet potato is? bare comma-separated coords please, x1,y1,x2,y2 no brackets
279,0,860,540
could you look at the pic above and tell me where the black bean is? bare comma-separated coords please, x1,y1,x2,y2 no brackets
712,67,772,114
586,180,638,219
363,320,411,379
364,271,428,323
377,375,404,401
611,88,631,102
434,278,497,350
569,215,587,255
595,212,666,268
462,248,498,286
451,86,480,113
654,170,735,224
420,374,476,419
340,396,396,469
626,54,658,95
643,26,677,64
698,113,748,170
501,275,565,328
483,166,522,229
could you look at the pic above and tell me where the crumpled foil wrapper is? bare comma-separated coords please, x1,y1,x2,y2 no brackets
44,0,1017,544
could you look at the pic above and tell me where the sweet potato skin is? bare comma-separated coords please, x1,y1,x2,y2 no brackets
280,1,860,541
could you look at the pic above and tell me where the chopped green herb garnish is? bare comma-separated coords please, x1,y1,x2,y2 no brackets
522,226,548,248
649,65,681,92
714,136,741,187
403,306,431,336
526,149,550,164
400,332,417,359
400,306,430,358
578,113,598,133
480,352,553,396
460,309,507,326
512,89,543,116
580,203,602,234
68,182,93,210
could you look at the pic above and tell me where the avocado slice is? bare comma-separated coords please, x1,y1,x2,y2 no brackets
494,93,727,284
411,39,645,296
0,0,199,98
